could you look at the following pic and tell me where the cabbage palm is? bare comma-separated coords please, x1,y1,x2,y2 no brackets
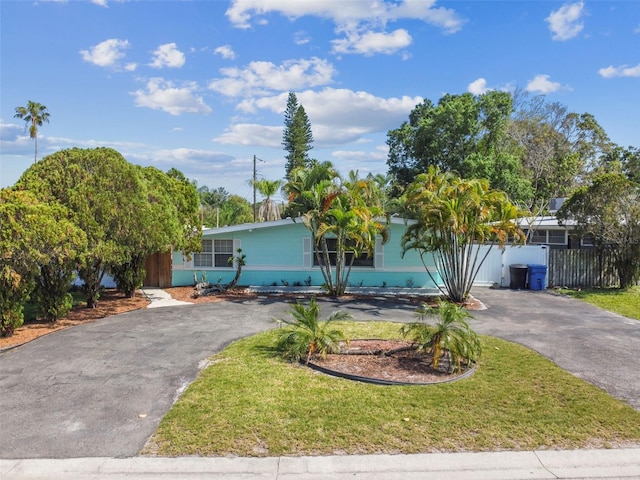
254,179,283,221
274,297,351,364
401,299,481,373
14,100,50,163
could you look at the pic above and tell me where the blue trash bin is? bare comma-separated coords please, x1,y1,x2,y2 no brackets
527,264,547,291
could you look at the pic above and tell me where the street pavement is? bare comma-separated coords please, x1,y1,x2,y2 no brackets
1,287,639,478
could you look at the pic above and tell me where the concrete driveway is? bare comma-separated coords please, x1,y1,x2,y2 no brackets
0,290,638,459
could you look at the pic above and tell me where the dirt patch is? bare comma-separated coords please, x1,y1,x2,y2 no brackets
0,290,149,350
166,286,259,303
310,339,473,384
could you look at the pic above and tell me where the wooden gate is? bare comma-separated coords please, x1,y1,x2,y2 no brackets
144,250,172,288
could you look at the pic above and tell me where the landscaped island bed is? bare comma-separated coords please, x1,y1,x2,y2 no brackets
144,321,640,457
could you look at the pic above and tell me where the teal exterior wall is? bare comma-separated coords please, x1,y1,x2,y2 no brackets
172,219,440,288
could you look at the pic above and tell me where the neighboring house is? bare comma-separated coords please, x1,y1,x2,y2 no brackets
518,216,594,250
172,217,441,289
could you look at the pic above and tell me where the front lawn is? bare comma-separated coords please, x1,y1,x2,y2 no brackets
145,321,640,457
557,286,640,320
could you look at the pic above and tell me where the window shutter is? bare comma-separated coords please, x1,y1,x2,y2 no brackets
375,236,384,269
303,237,312,268
233,239,242,252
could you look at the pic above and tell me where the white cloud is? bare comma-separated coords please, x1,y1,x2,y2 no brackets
149,43,185,68
214,45,236,60
467,78,490,95
236,88,422,146
132,78,212,115
136,148,234,166
331,147,387,162
598,64,640,78
91,0,108,7
294,31,310,45
546,1,585,41
80,38,131,68
226,0,463,33
525,74,563,94
225,1,464,59
214,124,282,147
208,57,336,97
332,28,412,55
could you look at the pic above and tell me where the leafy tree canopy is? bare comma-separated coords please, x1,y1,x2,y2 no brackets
15,148,200,303
387,91,515,184
557,172,640,288
0,189,85,334
387,90,626,209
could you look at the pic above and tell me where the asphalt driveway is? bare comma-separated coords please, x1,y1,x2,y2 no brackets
0,289,638,459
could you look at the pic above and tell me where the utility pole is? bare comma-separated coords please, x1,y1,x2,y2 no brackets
253,154,257,222
252,155,265,222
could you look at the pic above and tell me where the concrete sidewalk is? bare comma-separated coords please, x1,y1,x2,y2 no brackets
140,287,191,308
2,449,640,479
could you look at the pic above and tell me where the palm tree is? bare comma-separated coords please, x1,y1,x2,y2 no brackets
402,166,526,303
14,100,51,163
285,166,389,297
274,296,351,364
253,179,283,221
401,299,481,373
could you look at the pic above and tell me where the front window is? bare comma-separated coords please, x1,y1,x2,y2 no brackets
530,229,547,244
194,239,234,268
313,238,374,267
581,234,596,247
547,230,566,245
529,229,566,245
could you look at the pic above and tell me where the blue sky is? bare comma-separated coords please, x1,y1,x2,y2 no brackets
1,1,639,202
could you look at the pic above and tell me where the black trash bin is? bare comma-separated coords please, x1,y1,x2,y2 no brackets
509,264,528,289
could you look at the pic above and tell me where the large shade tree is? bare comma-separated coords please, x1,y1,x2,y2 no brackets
110,166,201,297
557,172,640,288
387,90,623,209
16,148,140,307
386,92,530,201
16,148,201,305
402,167,526,303
14,100,51,163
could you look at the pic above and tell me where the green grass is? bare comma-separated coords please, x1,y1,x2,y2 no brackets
145,321,640,457
557,286,640,320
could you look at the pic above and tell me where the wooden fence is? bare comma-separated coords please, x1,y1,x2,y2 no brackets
548,249,618,288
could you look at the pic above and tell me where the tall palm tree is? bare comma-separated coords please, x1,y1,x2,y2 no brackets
254,179,283,221
14,100,51,163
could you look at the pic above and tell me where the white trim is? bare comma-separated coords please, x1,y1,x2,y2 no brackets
302,237,312,268
375,237,384,268
200,265,439,273
203,216,415,236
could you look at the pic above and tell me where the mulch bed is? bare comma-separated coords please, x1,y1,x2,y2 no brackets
309,339,474,384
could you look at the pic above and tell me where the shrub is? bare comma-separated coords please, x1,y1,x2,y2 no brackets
401,299,481,373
